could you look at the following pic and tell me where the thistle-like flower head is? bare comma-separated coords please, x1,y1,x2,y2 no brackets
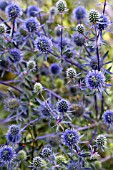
35,36,53,53
0,146,15,164
61,129,80,148
85,70,105,92
6,3,22,19
25,17,40,33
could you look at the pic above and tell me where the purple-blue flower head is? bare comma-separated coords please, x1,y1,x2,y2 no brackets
50,63,61,75
35,36,53,53
73,33,85,46
25,17,40,33
97,14,110,30
0,146,15,164
61,129,80,148
103,110,113,127
27,5,39,17
6,125,21,144
72,6,87,21
85,70,105,92
0,1,8,11
9,48,22,63
6,133,21,144
5,4,22,19
57,99,69,113
8,125,20,136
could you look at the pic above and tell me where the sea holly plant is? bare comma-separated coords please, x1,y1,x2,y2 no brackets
0,0,113,169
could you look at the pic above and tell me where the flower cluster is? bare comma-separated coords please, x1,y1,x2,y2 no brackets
0,0,112,169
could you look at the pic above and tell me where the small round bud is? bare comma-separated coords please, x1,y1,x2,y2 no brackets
27,61,36,70
56,155,66,164
34,82,43,93
18,150,27,160
0,1,8,11
96,134,107,151
56,0,67,13
5,98,20,111
50,63,61,75
32,156,43,168
76,24,85,34
89,9,100,24
55,26,61,37
66,68,76,79
71,104,84,117
0,23,6,34
27,5,39,17
95,161,102,169
41,147,52,158
57,99,69,113
72,6,87,21
49,6,57,16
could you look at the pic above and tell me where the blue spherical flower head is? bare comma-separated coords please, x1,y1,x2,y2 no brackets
25,17,40,33
41,147,52,158
6,125,21,143
85,70,105,92
8,125,20,136
0,1,8,11
50,63,61,75
61,129,80,148
9,48,22,63
0,146,15,164
73,33,85,46
6,133,21,144
27,5,39,17
97,14,110,30
103,110,113,128
5,4,22,20
35,36,53,53
72,6,87,21
57,100,69,113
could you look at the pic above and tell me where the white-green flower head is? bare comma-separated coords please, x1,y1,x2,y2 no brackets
89,9,100,24
56,0,68,14
34,82,43,93
66,67,77,79
27,61,36,70
0,23,6,34
76,24,85,34
96,134,107,151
